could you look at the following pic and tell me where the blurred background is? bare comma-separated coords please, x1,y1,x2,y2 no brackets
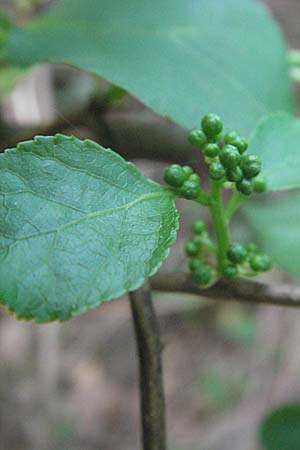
0,1,300,449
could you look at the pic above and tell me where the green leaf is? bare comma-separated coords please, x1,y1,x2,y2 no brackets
260,405,300,450
0,135,179,322
0,12,12,61
6,0,292,134
249,113,300,191
243,193,300,276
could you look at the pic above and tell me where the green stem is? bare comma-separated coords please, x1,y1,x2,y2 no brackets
224,191,245,223
196,190,212,206
209,180,230,273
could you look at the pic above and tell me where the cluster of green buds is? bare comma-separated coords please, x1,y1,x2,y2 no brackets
164,112,272,287
188,113,267,195
227,242,272,274
164,164,202,200
185,220,216,286
185,223,272,286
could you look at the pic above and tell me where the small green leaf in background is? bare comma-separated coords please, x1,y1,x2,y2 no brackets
0,13,12,61
243,193,300,277
217,306,256,346
202,371,230,411
249,113,300,191
260,404,300,450
202,370,255,412
5,0,292,134
0,135,178,322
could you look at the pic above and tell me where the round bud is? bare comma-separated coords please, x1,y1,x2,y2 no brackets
192,219,206,235
201,113,223,138
219,145,241,169
180,179,201,200
164,164,187,187
209,161,226,180
226,166,243,183
184,240,199,257
223,181,235,189
240,154,262,179
224,131,238,145
227,243,247,264
253,175,267,193
223,264,238,280
233,136,248,154
246,242,257,254
204,143,219,158
236,178,254,196
188,129,207,148
249,253,272,272
224,132,248,154
192,265,213,286
182,165,193,178
189,173,200,183
207,133,222,144
189,259,202,272
193,236,203,248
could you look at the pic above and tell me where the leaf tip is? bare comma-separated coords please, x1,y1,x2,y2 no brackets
34,135,48,145
16,141,31,152
52,133,69,145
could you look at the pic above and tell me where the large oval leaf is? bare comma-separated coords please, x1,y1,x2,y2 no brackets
0,135,179,322
260,405,300,450
249,113,300,191
6,0,292,134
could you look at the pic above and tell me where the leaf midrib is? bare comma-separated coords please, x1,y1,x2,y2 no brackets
0,190,170,243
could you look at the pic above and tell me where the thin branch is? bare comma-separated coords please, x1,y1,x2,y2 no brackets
129,280,167,450
151,272,300,309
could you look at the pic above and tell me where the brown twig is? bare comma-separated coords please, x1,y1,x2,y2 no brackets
129,280,167,450
151,272,300,309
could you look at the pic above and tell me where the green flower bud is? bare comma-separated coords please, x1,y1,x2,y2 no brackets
249,253,272,272
227,243,247,264
232,136,248,154
192,236,202,249
192,219,206,234
201,113,223,138
182,165,194,178
189,259,202,272
224,131,238,145
226,166,243,183
180,179,201,199
209,161,226,180
188,129,207,147
236,178,254,196
253,175,267,193
189,173,200,183
164,164,187,187
204,143,219,158
184,240,199,257
192,265,213,286
223,264,238,280
224,132,248,153
219,145,241,169
207,133,222,143
240,154,262,179
246,242,257,254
